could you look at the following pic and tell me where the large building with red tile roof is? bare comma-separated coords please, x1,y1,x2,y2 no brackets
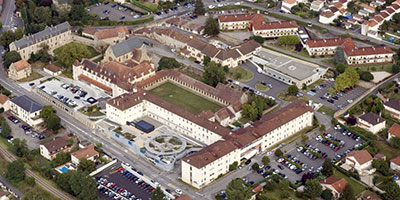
83,26,129,45
218,13,264,30
304,37,394,65
166,16,204,35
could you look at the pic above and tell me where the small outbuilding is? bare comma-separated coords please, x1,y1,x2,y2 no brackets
135,120,155,133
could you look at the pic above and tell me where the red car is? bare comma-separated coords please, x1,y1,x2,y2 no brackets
117,167,123,172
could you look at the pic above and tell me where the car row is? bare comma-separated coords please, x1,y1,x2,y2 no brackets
277,156,304,174
298,144,328,160
117,167,155,194
97,176,141,200
7,116,20,124
316,133,345,152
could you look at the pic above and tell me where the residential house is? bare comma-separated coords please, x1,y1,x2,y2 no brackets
345,150,375,174
387,123,400,141
357,112,386,134
84,26,129,46
40,137,72,160
384,99,400,120
359,191,382,200
310,0,325,11
71,144,99,165
320,176,348,199
8,60,31,81
281,0,301,13
43,64,62,76
0,94,10,111
343,22,352,29
319,10,336,24
363,4,376,14
9,22,72,60
104,36,152,64
9,95,43,128
165,17,204,34
0,190,8,200
390,155,400,171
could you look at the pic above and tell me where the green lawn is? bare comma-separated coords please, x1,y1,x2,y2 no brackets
54,42,100,59
18,71,44,83
333,170,366,195
317,105,336,116
79,105,105,116
255,83,269,91
322,59,393,73
150,82,222,114
228,67,254,82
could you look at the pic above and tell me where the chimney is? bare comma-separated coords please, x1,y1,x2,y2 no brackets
324,39,326,42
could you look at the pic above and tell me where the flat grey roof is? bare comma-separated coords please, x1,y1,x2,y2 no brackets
254,50,318,81
13,22,71,49
111,37,143,58
10,95,42,113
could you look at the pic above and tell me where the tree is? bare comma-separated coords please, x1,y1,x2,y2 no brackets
251,162,259,171
14,28,25,41
321,189,333,200
383,181,400,200
372,158,389,176
229,161,238,171
277,35,300,45
335,67,359,92
202,61,225,87
0,121,11,138
151,187,165,200
262,156,270,165
249,35,264,44
69,4,87,22
77,159,96,173
3,51,21,68
158,56,180,70
0,31,16,49
203,56,211,66
52,152,70,167
287,85,299,96
0,22,2,29
389,136,400,148
40,105,61,132
301,173,314,185
193,0,205,15
336,63,347,73
360,71,374,81
333,47,346,64
54,42,91,67
265,180,277,191
226,178,253,200
304,179,323,199
339,184,354,200
321,158,333,177
12,138,29,157
33,6,52,25
204,16,220,36
274,149,283,157
392,63,400,73
25,176,36,187
6,160,25,182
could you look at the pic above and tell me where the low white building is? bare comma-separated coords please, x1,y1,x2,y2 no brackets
390,155,400,171
71,144,99,165
345,150,375,174
310,0,325,11
357,112,386,134
43,64,62,76
252,21,299,38
40,137,72,160
281,0,298,13
387,123,400,141
9,95,43,128
384,99,400,120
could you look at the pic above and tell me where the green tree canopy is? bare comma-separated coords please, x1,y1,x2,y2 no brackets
226,178,253,200
1,121,11,138
204,16,220,36
193,0,205,15
333,47,346,64
360,71,374,81
304,179,323,199
151,187,165,200
40,105,61,132
339,184,354,200
202,61,225,87
334,67,359,91
392,63,400,73
203,56,211,66
383,181,400,200
252,162,259,171
158,56,180,70
3,51,21,68
277,35,300,45
262,156,270,165
287,85,299,96
321,189,333,200
54,42,91,67
12,138,29,157
274,149,283,157
336,63,347,73
52,152,70,167
372,158,389,176
6,160,25,182
249,35,265,44
321,158,333,177
77,159,96,174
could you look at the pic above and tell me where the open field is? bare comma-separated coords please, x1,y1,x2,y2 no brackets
150,82,222,114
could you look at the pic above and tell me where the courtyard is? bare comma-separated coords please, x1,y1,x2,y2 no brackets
150,82,222,114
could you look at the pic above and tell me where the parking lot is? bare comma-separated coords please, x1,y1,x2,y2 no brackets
87,2,147,21
258,127,365,183
306,80,367,110
96,164,153,200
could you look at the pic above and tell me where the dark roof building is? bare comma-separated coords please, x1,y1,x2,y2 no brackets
10,95,42,113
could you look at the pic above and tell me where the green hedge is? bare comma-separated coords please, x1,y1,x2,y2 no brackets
283,156,302,169
88,16,153,26
301,144,322,158
321,134,341,147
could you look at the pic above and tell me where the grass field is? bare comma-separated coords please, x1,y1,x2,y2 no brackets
256,83,269,91
317,105,336,116
18,71,44,83
150,82,222,114
228,67,254,82
333,170,366,195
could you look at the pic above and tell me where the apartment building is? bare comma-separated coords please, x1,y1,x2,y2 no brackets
357,112,386,134
82,26,129,45
384,99,400,120
9,22,72,60
165,17,204,35
252,21,298,38
182,101,314,188
9,95,43,128
311,0,325,11
104,36,152,64
40,137,72,160
8,60,31,81
304,37,393,65
73,59,155,97
217,13,263,31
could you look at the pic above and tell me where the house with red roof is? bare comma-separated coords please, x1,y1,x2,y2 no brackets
320,177,348,199
345,150,375,174
390,155,400,171
387,123,400,141
0,94,9,112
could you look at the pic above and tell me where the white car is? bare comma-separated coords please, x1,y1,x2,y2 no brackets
347,99,353,103
175,189,183,195
234,2,241,5
208,5,215,9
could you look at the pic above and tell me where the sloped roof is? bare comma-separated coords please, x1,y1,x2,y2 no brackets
71,144,99,160
384,99,400,111
320,176,347,193
347,150,373,165
94,26,129,40
253,20,298,30
345,45,393,56
42,136,71,153
358,112,385,125
217,13,263,23
0,94,8,104
110,37,143,58
10,95,42,113
389,123,400,138
44,64,61,73
12,60,30,71
391,155,400,166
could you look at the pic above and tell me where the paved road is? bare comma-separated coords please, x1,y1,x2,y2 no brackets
0,139,74,200
243,1,399,49
0,0,23,32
